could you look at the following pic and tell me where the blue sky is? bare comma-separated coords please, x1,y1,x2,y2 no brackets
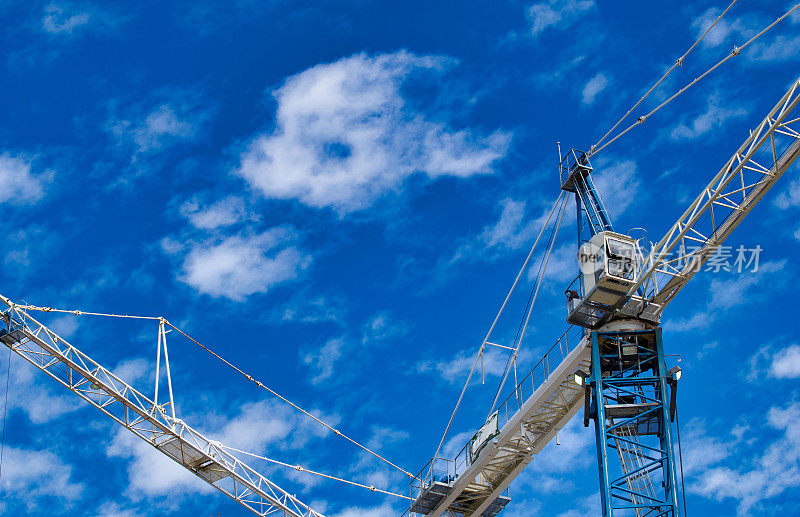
1,1,800,516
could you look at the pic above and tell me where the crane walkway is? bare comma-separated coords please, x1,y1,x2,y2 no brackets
409,328,590,517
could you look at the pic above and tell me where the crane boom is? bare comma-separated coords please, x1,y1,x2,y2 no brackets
634,77,800,312
0,295,323,517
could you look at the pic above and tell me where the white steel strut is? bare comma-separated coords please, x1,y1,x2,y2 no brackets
0,295,323,517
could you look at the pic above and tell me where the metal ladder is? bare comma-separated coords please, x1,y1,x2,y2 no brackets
613,422,658,517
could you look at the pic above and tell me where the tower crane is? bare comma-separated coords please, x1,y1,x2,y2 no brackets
2,75,798,517
407,76,800,517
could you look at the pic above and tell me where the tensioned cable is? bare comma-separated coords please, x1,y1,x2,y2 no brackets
164,322,415,479
0,348,10,484
10,304,415,480
590,0,740,154
12,305,160,321
488,194,568,417
426,190,566,479
221,444,411,500
589,2,800,158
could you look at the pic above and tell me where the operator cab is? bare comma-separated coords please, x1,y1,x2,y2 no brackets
566,231,641,328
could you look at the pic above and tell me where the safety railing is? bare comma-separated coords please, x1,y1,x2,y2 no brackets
410,325,585,508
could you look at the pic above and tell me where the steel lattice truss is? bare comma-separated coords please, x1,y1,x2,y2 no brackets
0,296,323,517
411,330,590,517
632,77,800,312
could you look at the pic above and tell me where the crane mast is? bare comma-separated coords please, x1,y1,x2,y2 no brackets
563,76,800,517
0,295,324,517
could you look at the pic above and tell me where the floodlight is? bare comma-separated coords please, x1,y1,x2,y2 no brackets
668,365,682,381
574,369,589,386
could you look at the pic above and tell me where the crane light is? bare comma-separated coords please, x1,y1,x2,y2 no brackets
668,366,682,381
574,369,589,386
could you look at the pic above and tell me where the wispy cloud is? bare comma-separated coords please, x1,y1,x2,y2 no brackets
180,195,254,230
237,51,510,214
527,0,596,37
107,101,206,159
768,344,800,378
670,95,748,141
581,72,609,105
0,446,84,508
302,311,408,385
687,401,800,515
0,153,53,205
167,227,310,301
669,260,787,332
692,7,753,48
774,177,800,209
41,2,126,36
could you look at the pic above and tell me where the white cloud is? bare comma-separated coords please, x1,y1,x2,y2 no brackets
769,344,800,378
481,198,539,251
448,197,559,266
750,33,800,63
42,3,90,34
96,502,141,517
591,159,639,217
417,346,510,384
301,312,406,385
332,503,397,517
535,242,578,283
280,293,347,325
303,337,345,385
178,227,310,301
0,153,51,205
669,260,786,332
709,259,785,309
180,196,251,230
237,51,510,214
106,398,335,500
581,72,608,105
527,0,596,36
680,419,738,476
0,446,84,506
774,177,800,209
112,357,151,387
692,8,751,48
47,314,79,337
106,428,213,498
107,96,209,166
6,356,83,424
361,311,408,344
41,2,123,36
670,95,747,140
689,401,800,515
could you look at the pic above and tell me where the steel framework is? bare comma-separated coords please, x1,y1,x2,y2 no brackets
631,77,800,314
0,295,323,517
588,327,678,517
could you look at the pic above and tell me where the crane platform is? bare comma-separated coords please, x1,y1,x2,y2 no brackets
409,327,590,517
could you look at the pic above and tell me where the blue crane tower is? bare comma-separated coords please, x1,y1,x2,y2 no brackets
559,148,680,517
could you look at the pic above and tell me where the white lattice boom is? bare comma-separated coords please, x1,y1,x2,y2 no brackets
0,296,323,517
